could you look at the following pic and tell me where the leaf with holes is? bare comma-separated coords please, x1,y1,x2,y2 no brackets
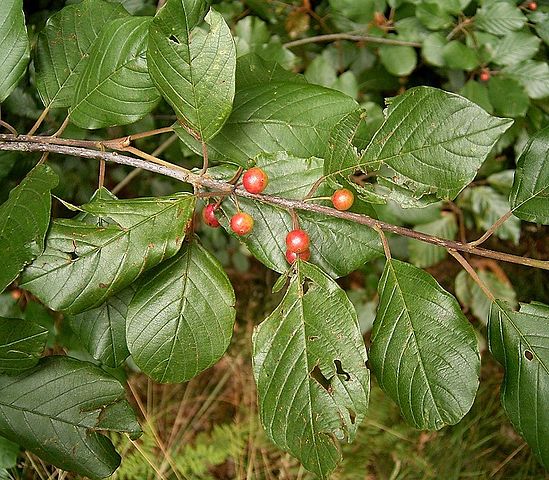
69,16,160,129
35,0,129,109
408,212,457,268
369,259,480,430
253,261,369,479
20,194,195,314
0,164,58,293
126,242,235,383
360,87,513,200
174,63,361,166
509,126,549,224
488,300,549,468
0,0,30,102
0,356,141,479
69,287,133,368
0,317,47,375
210,152,381,277
147,0,236,141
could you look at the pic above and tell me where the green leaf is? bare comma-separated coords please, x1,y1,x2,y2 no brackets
0,0,30,102
475,2,526,36
0,436,18,470
21,194,195,314
369,259,480,430
442,41,479,71
455,269,517,325
148,0,236,141
127,242,235,383
360,87,513,200
324,110,362,178
69,287,133,368
422,32,447,67
69,16,160,129
175,78,360,167
416,3,453,30
0,356,141,479
492,32,540,66
502,61,549,101
460,80,493,113
459,186,521,244
213,152,381,277
379,45,417,77
35,0,129,109
0,317,47,374
253,261,370,479
488,300,549,469
0,165,58,293
305,55,338,88
509,126,549,224
408,212,457,268
487,76,529,118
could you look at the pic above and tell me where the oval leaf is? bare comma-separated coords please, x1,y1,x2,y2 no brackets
35,0,129,109
253,261,370,479
0,317,47,374
69,287,133,368
369,259,480,430
360,87,513,200
0,0,30,102
0,356,140,479
20,194,195,313
509,126,549,224
148,0,236,140
127,242,235,383
70,16,160,129
488,300,549,468
0,164,58,293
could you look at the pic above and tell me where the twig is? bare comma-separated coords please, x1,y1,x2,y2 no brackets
1,139,547,271
375,225,392,260
200,140,208,175
284,33,421,48
448,249,495,302
0,119,18,136
468,210,513,247
27,107,50,136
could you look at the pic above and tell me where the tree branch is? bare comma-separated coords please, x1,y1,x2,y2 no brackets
284,33,421,49
1,139,547,271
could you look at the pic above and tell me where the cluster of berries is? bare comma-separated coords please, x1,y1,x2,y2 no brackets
202,167,356,264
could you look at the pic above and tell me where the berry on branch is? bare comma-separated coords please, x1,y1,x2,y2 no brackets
332,188,354,211
230,212,254,235
243,167,269,194
202,203,220,228
286,229,310,253
286,248,311,264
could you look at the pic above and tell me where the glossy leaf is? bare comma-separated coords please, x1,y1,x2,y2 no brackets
0,436,18,470
0,164,58,293
127,242,235,383
0,0,30,102
488,76,529,118
35,0,129,109
21,194,195,314
253,261,370,479
148,0,236,140
408,212,457,268
475,3,526,36
493,32,540,66
379,45,416,77
69,287,133,368
0,317,47,374
488,300,549,469
502,61,549,100
360,87,513,200
509,126,549,224
324,110,363,177
0,356,141,479
369,259,480,430
175,75,360,166
70,16,160,129
442,41,478,71
213,152,381,277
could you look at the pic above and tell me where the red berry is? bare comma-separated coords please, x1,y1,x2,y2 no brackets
332,188,354,211
202,204,220,228
528,1,537,10
242,167,269,194
286,248,311,264
286,229,310,253
230,212,254,236
479,69,491,82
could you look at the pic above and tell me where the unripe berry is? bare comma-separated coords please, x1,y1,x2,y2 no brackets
528,1,537,10
230,212,254,236
202,203,220,228
479,69,491,82
332,188,354,211
286,229,310,253
286,248,311,264
243,167,269,194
